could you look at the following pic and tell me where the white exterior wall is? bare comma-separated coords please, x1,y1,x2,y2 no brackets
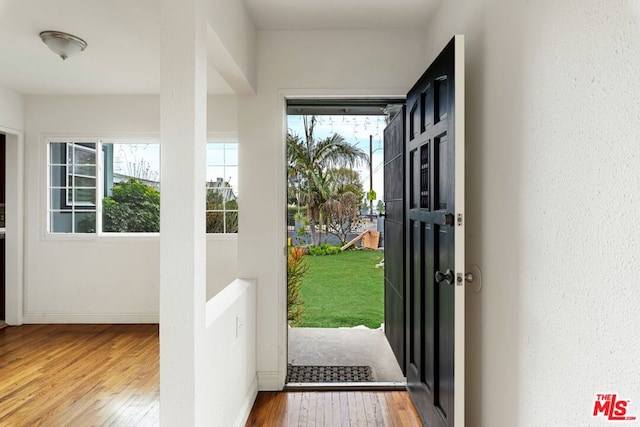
423,0,640,425
238,29,428,389
22,95,239,322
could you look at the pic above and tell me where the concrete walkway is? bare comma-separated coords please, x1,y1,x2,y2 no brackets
288,327,405,383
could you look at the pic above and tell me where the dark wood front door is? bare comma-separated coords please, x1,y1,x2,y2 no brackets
405,36,465,426
383,106,406,373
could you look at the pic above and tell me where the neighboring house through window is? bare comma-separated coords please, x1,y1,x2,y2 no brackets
48,140,161,234
206,142,238,234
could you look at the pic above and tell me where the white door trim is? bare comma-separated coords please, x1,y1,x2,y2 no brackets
1,126,24,325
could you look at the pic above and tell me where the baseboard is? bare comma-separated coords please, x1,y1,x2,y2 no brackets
233,375,258,427
257,370,285,391
22,313,159,324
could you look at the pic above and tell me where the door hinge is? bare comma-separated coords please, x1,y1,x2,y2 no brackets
457,213,463,226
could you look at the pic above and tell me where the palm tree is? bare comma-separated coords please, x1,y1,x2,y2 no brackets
287,116,368,245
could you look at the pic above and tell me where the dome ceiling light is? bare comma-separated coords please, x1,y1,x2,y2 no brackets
39,31,87,60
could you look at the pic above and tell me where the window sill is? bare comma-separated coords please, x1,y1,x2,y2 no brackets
44,232,160,243
44,232,238,242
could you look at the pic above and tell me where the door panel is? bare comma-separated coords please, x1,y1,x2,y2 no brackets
383,107,406,372
405,35,465,426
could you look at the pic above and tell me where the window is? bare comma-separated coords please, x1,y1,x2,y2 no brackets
206,143,238,234
49,142,97,233
48,140,161,234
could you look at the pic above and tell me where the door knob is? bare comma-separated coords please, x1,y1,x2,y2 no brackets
442,213,454,226
435,269,454,285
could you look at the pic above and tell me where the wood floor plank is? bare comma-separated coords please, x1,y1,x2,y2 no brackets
246,392,274,426
339,391,350,426
363,392,384,427
354,391,367,427
299,392,310,426
270,391,288,426
323,393,340,427
309,391,320,427
286,391,302,427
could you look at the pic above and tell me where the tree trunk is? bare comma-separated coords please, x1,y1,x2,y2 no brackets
308,205,319,246
318,211,323,245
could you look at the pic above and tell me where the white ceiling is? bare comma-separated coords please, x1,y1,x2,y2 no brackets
243,0,440,31
0,0,438,95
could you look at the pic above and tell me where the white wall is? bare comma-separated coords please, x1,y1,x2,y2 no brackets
204,279,257,426
206,0,256,93
0,85,24,131
22,95,239,322
422,0,640,425
238,29,428,389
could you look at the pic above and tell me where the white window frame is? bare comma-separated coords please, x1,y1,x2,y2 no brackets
46,136,161,237
48,140,99,234
206,137,239,236
65,143,97,208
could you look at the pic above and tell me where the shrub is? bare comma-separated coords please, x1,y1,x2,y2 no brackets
287,246,308,324
308,243,341,256
325,245,340,255
103,179,160,232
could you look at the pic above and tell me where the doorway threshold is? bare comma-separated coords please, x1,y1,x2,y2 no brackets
289,328,405,383
285,382,406,391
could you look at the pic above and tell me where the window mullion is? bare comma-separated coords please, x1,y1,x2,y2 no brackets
96,140,104,235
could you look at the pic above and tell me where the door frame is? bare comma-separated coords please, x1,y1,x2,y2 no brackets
0,125,24,325
452,35,465,425
276,88,407,389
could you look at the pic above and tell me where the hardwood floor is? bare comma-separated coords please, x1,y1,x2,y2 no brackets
246,391,422,427
0,324,159,426
1,325,421,426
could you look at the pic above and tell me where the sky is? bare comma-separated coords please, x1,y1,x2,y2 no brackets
110,142,161,182
287,115,387,202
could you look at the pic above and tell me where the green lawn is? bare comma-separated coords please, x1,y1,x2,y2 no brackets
293,249,384,328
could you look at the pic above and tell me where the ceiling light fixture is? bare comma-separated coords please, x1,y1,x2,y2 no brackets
39,31,87,60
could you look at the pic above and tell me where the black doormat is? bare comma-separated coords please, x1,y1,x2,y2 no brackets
286,364,374,383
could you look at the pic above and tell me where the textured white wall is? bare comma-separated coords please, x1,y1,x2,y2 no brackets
519,1,640,424
423,0,640,425
22,95,239,322
238,29,428,389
